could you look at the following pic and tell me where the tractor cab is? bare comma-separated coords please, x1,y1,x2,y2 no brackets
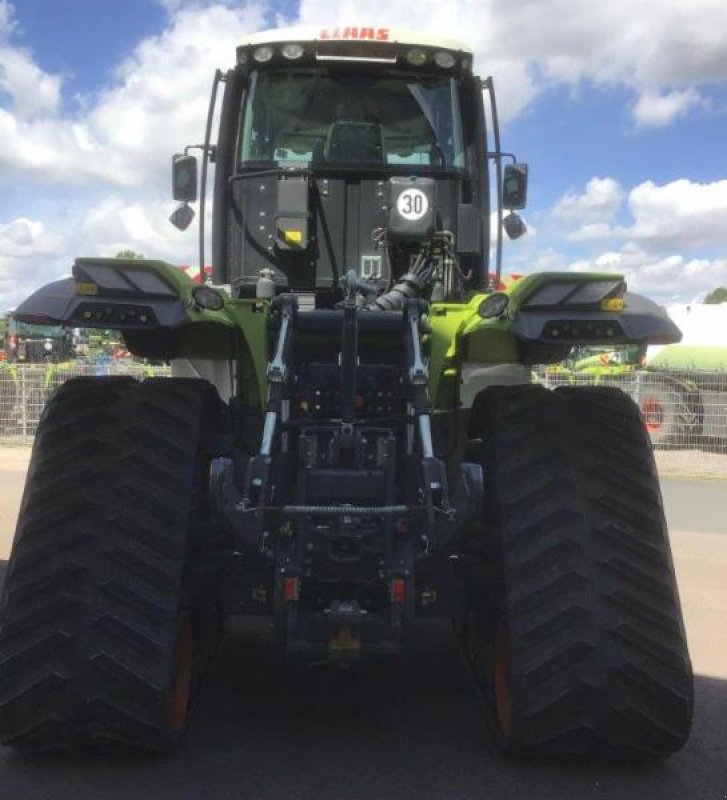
172,26,528,304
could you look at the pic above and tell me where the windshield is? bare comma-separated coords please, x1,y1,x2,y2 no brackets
240,68,466,172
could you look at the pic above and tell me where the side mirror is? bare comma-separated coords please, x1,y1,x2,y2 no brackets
169,203,195,231
503,212,527,240
503,163,528,210
172,154,198,202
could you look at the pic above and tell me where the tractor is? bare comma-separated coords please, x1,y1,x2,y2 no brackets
3,312,74,363
0,26,692,758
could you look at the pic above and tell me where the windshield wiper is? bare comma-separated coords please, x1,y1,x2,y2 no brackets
229,166,311,183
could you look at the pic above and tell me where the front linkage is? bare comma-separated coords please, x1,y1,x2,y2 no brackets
210,283,476,661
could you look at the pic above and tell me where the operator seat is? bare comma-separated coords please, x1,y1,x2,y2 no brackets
325,120,384,163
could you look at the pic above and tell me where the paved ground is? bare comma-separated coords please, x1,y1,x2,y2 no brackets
654,447,727,479
661,478,727,533
0,622,723,800
0,446,725,799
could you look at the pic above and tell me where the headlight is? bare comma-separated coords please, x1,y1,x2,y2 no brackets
253,45,274,63
44,341,53,351
192,285,225,311
281,43,304,60
434,51,456,68
406,48,427,66
478,293,509,319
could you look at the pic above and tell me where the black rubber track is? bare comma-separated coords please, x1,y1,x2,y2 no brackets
466,384,693,759
0,376,226,752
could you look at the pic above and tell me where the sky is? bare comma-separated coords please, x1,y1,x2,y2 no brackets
1,0,727,312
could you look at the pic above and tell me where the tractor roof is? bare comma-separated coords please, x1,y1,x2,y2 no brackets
238,25,471,55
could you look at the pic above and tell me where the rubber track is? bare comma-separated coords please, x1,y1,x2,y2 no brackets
0,376,220,751
471,384,693,758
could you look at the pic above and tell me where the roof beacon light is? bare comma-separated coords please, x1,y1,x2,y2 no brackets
281,43,304,60
405,48,428,66
434,50,456,68
253,45,275,63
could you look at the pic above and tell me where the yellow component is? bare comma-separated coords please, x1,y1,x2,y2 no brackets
282,229,303,245
329,626,360,653
75,282,99,296
601,297,625,311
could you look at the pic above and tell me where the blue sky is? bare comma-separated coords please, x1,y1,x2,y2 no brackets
1,0,727,311
8,0,168,98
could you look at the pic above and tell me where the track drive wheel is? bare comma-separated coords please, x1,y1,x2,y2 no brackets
0,376,227,752
464,384,693,759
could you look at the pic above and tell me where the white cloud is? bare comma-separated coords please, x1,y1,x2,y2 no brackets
0,218,63,258
78,195,199,264
551,177,624,242
531,177,727,302
0,45,62,119
530,248,566,271
553,178,624,223
0,0,14,40
567,223,616,243
633,88,705,128
624,179,727,251
0,193,209,312
0,217,67,309
0,2,266,186
565,248,727,301
550,177,727,252
0,2,60,119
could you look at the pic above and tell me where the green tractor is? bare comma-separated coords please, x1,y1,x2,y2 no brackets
0,26,692,758
3,312,74,363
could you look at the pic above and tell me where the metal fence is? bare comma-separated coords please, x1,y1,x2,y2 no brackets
0,361,170,440
535,367,727,477
1,362,726,477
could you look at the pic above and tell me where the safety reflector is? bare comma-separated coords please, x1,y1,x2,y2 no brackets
283,576,299,602
391,577,406,604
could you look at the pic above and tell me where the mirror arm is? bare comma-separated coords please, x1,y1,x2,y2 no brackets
198,69,225,284
486,150,517,164
482,77,503,291
176,72,225,281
